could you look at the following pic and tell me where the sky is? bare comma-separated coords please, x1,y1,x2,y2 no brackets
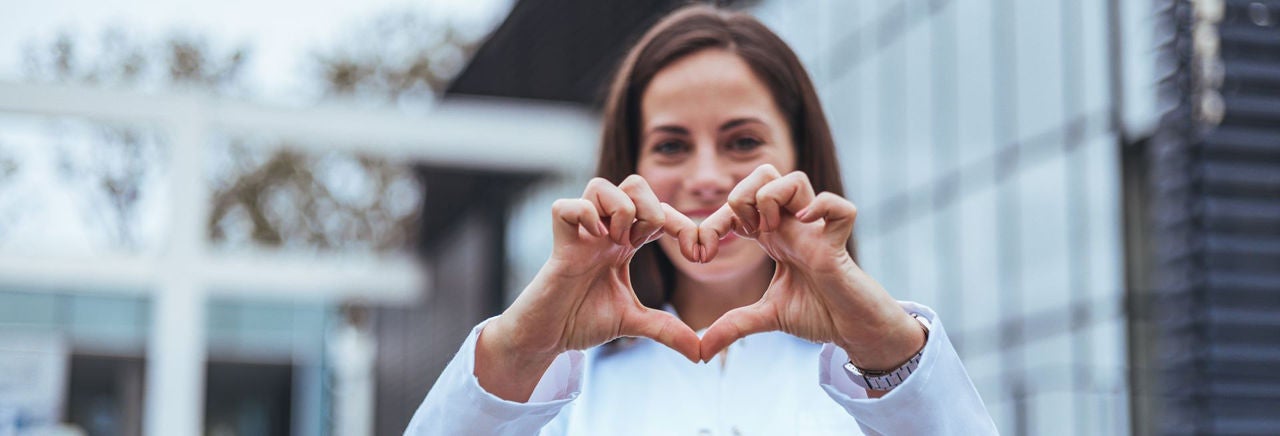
1,0,512,103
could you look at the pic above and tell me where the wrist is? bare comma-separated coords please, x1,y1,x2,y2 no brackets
838,310,927,371
483,314,563,364
841,313,930,394
474,316,560,402
820,262,924,370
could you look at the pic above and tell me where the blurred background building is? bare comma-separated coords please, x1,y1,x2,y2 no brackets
0,0,1276,435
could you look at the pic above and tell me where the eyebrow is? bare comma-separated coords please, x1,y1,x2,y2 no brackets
646,117,766,136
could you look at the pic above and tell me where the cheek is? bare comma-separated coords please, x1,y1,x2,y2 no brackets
764,144,797,174
637,165,682,202
772,154,796,174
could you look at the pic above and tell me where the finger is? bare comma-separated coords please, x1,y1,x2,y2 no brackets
699,302,779,362
659,203,701,262
796,192,859,241
727,164,782,234
756,171,816,233
583,177,636,246
551,198,606,245
698,203,743,262
620,306,702,363
619,175,666,248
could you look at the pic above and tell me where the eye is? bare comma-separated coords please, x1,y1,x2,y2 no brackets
652,140,689,156
728,136,764,152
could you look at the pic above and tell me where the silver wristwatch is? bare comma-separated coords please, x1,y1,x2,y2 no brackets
842,313,931,391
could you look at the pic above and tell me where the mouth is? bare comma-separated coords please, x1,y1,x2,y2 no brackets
681,208,718,220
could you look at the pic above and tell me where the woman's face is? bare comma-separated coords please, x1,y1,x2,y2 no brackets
636,49,796,285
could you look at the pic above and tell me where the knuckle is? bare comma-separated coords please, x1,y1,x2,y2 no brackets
568,198,593,213
617,200,637,216
620,174,646,188
756,185,783,203
728,190,755,207
551,198,571,213
647,213,667,229
823,192,853,207
551,199,590,221
585,177,612,194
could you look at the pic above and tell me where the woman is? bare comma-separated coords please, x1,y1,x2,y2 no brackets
407,5,995,435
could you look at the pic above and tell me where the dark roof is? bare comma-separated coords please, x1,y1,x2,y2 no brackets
444,0,688,105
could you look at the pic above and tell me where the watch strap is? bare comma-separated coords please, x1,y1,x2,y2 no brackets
841,313,930,391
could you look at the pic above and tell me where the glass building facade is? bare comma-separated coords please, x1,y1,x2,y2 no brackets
752,0,1157,433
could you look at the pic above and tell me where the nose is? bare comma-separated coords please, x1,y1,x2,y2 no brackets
686,143,733,202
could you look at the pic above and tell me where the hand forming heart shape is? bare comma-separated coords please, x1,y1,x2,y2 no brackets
475,166,922,401
689,164,904,364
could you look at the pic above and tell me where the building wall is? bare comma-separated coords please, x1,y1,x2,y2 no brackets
1142,1,1280,433
754,0,1149,433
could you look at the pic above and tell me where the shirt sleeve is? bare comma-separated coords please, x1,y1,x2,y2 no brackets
816,302,998,435
404,317,586,436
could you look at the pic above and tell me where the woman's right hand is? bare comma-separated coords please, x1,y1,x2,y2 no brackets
474,175,703,402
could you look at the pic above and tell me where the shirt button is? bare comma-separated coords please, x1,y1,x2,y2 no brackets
697,429,712,436
732,426,743,436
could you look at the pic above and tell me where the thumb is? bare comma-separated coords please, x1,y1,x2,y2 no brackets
619,306,701,363
699,302,778,363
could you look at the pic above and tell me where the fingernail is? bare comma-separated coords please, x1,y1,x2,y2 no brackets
596,222,608,236
796,208,809,220
698,245,706,263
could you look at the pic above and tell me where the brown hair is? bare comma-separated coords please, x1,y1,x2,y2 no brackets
595,4,854,309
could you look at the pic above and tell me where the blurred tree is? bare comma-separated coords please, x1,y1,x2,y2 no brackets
23,28,248,92
16,8,478,253
207,142,422,252
312,9,480,106
210,7,485,253
22,28,248,247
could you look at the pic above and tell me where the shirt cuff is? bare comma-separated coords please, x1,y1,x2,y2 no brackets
527,343,585,402
816,302,997,435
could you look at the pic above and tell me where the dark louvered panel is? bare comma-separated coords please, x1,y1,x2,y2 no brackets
1149,0,1280,434
1200,1,1280,432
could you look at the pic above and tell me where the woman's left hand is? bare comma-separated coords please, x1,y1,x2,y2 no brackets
697,164,926,371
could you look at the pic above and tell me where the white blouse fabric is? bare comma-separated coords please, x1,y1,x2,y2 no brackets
405,301,997,435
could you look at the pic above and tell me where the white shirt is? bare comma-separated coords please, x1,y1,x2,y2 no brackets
405,302,996,435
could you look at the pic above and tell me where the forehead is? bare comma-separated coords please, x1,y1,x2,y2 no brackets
640,49,782,129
